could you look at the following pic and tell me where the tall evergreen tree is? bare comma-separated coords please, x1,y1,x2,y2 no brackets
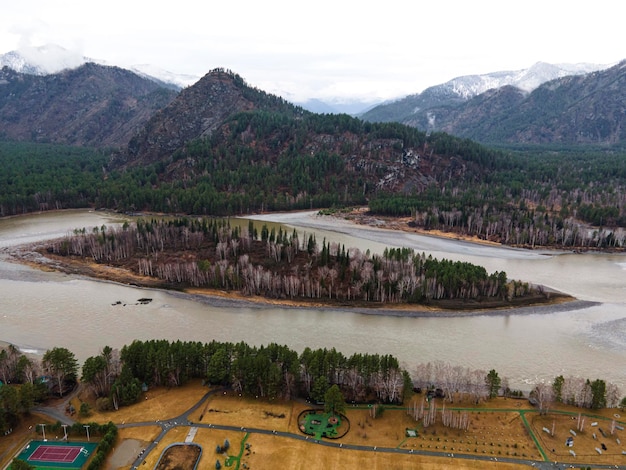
485,369,501,399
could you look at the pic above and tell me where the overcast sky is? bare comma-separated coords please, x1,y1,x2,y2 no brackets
1,1,623,103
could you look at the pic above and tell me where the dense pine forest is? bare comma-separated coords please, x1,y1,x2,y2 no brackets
47,218,533,305
2,117,626,250
115,340,408,405
0,141,108,215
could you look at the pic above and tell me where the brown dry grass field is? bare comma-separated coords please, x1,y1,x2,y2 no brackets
531,411,625,464
81,381,626,468
0,412,57,468
2,379,625,469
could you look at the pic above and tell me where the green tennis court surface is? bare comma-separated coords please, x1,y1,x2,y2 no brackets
14,440,97,469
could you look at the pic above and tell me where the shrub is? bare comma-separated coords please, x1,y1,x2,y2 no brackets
79,402,91,417
95,397,112,412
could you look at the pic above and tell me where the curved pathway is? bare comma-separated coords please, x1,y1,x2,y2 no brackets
33,387,80,427
119,388,225,469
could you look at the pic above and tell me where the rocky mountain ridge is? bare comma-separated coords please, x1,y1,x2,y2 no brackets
112,68,302,169
105,68,481,207
360,61,612,123
0,44,88,75
0,44,197,89
400,61,626,145
0,63,177,148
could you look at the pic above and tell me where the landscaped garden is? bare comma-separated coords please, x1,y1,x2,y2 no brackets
298,410,349,439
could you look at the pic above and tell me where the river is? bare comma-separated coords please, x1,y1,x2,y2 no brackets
1,209,625,392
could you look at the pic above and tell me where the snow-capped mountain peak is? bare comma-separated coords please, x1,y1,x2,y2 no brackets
129,64,199,89
0,44,199,90
0,44,89,75
442,61,613,99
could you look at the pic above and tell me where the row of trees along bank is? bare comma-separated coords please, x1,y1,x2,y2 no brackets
3,341,624,438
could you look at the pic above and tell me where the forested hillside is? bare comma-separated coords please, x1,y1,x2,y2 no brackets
0,141,107,216
3,136,626,250
111,111,480,214
0,63,177,148
2,67,626,250
369,145,626,249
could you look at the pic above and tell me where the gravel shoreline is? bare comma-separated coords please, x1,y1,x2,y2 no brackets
168,288,597,318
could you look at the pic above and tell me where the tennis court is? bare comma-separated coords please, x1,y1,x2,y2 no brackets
15,440,97,469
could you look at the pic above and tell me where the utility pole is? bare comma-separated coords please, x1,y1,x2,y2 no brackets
39,424,47,441
84,425,90,442
62,424,69,441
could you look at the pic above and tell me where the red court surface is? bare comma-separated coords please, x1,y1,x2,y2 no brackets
29,445,82,463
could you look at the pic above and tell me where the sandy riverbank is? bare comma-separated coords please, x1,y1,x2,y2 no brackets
326,207,505,246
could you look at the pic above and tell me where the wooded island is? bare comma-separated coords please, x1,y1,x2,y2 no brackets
43,217,565,309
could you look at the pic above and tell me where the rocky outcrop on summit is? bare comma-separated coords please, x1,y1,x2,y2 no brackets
113,69,300,169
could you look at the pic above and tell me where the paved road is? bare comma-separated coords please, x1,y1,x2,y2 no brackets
120,388,225,469
33,388,79,427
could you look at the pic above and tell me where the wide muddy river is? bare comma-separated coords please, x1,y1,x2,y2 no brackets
1,210,625,391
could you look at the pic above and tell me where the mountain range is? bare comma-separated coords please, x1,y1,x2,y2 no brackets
361,61,626,146
3,44,617,117
0,45,381,115
1,45,625,149
360,62,610,120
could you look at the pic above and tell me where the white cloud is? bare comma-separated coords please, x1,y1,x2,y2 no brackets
1,0,624,101
18,44,86,73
